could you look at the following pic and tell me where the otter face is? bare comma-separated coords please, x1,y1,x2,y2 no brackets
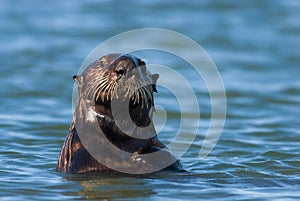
75,54,159,111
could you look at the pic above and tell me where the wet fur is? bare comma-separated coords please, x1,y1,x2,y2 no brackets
57,54,183,173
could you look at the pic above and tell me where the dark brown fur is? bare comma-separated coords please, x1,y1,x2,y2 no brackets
57,54,184,174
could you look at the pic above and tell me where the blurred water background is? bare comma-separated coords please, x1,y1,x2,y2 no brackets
0,0,299,200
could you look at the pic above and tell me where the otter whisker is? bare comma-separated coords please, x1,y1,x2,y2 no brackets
86,79,97,96
97,78,113,101
140,86,148,108
105,82,113,100
99,79,109,90
132,81,142,103
112,82,117,98
94,78,110,102
136,83,144,105
124,83,132,98
145,87,153,102
87,77,108,101
136,89,142,105
95,85,103,102
92,83,102,101
110,82,116,99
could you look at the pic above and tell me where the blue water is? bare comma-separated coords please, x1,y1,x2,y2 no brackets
1,0,300,200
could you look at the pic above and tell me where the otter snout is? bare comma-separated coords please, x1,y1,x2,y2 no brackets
114,65,127,77
113,55,141,78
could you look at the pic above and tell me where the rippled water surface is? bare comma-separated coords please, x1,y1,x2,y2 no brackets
1,0,300,200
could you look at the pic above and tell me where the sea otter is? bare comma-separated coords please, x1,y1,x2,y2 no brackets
57,53,183,174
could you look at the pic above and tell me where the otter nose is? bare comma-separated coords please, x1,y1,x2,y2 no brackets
115,66,126,76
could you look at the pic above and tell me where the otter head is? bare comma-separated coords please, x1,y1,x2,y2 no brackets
73,54,159,128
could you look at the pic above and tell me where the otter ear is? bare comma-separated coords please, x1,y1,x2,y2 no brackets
152,74,159,83
152,74,159,93
73,75,83,85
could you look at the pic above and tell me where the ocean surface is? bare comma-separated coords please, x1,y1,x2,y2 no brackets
1,0,300,200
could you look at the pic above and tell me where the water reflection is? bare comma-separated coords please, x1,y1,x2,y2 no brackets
62,173,157,200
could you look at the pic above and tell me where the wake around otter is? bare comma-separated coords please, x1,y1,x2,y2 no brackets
57,54,184,174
